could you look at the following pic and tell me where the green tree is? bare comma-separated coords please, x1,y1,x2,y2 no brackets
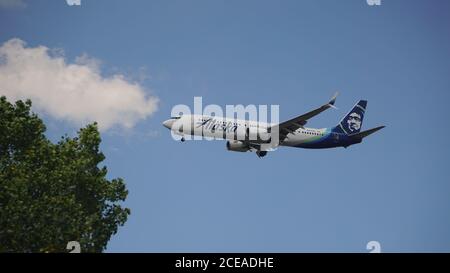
0,96,130,252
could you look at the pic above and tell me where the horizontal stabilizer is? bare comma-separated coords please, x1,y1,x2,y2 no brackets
349,126,385,139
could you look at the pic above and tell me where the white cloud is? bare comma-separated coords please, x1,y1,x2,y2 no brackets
0,0,26,9
0,39,159,131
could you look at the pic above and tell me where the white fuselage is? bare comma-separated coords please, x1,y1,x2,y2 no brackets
165,114,329,147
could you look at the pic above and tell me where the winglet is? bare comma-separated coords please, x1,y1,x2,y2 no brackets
327,92,339,109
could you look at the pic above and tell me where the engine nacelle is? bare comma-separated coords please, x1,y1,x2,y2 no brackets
226,140,250,152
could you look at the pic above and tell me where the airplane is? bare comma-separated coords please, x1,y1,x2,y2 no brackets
162,94,385,158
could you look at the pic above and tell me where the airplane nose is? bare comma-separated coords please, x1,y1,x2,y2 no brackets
162,119,174,129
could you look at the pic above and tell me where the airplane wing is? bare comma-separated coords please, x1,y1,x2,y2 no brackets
271,93,338,143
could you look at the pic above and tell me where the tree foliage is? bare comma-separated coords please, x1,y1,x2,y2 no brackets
0,96,130,252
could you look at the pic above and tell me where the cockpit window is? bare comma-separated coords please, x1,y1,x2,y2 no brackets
170,116,181,119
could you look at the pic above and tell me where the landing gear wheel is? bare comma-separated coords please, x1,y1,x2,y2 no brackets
256,151,268,158
181,137,185,142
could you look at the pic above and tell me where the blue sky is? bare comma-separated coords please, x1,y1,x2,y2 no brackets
1,0,450,252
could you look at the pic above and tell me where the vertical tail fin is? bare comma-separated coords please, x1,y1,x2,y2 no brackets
332,100,367,135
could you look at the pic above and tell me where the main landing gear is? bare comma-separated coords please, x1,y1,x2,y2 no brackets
181,137,185,142
256,151,268,158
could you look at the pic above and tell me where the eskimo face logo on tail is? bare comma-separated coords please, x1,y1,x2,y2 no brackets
347,112,362,132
